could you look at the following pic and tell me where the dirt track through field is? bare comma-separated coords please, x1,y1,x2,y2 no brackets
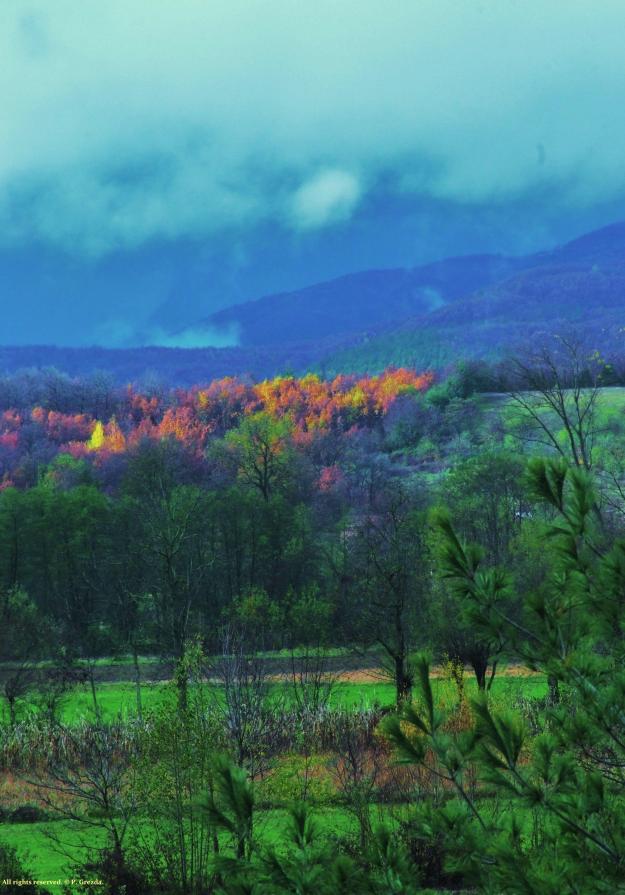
0,655,542,686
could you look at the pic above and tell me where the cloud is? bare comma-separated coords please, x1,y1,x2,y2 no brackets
289,170,361,230
145,325,240,350
1,1,625,255
94,319,240,349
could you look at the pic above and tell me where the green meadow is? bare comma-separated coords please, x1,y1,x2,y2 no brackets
0,667,547,724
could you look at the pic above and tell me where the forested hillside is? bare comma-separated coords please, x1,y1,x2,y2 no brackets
322,222,625,373
0,367,431,488
199,254,523,346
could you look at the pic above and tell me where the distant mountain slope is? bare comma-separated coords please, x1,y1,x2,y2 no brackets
199,254,524,346
1,221,624,384
539,220,625,266
194,220,625,360
323,258,625,374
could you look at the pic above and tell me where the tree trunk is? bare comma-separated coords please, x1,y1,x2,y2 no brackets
486,659,499,692
111,829,124,876
132,645,143,721
547,674,560,706
89,668,102,722
472,655,488,691
175,655,188,713
7,694,16,727
395,654,412,706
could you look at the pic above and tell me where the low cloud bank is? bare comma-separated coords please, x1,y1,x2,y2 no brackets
146,325,240,350
1,2,624,256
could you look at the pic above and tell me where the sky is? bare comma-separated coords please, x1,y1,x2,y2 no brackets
1,1,625,346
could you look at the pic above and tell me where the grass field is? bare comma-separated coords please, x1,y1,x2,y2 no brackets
1,667,547,724
477,385,625,423
1,781,536,889
1,820,106,882
0,667,547,888
1,808,363,890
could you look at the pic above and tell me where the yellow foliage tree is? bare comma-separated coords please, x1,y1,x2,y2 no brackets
88,420,105,451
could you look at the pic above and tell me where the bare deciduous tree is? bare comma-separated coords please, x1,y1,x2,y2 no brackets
208,627,277,779
352,483,427,705
508,334,604,470
28,722,136,878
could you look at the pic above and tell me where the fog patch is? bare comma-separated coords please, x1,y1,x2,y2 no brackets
423,287,445,311
93,319,240,349
146,324,240,349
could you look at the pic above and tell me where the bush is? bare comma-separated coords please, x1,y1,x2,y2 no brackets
72,848,151,895
0,842,51,893
9,805,45,823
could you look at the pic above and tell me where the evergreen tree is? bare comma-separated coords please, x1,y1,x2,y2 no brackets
385,458,625,893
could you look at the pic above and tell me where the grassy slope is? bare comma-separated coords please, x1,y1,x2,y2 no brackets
476,386,625,439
